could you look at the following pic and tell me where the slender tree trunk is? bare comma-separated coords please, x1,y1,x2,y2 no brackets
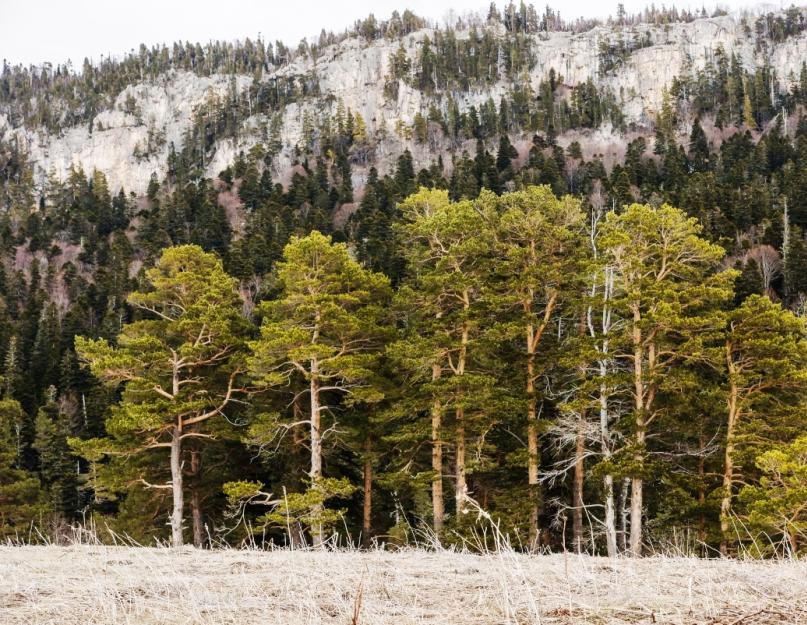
191,489,204,548
601,379,618,557
786,530,798,556
630,469,644,555
455,408,468,515
526,344,540,549
455,299,470,516
190,450,204,548
594,266,617,557
524,288,557,550
698,431,707,553
720,356,738,556
573,415,585,553
604,474,617,556
170,427,184,548
309,357,324,547
630,306,644,557
431,364,444,535
619,477,630,552
362,439,372,549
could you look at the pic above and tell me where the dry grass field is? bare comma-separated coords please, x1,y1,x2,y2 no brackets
2,544,806,625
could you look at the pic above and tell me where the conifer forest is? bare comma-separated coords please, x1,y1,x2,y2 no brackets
3,2,807,565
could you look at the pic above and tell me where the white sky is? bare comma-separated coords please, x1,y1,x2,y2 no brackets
0,0,775,67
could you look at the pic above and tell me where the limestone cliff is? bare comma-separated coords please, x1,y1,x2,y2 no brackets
2,11,806,195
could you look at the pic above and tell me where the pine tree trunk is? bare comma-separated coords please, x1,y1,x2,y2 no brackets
431,364,444,535
698,431,707,553
603,474,617,557
630,307,644,557
190,450,204,548
191,488,204,548
455,407,468,515
601,380,618,557
523,287,557,550
619,477,630,552
362,440,372,549
595,266,618,557
573,416,585,553
309,358,324,548
526,343,540,549
787,530,799,556
455,300,470,517
169,427,184,548
720,359,738,556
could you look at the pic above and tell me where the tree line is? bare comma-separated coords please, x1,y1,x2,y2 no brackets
3,185,806,556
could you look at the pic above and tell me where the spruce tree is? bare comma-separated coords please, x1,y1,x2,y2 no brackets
0,398,45,538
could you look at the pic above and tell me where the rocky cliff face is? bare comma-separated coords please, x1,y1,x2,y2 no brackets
2,12,806,195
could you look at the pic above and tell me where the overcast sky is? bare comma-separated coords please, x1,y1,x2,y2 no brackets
0,0,772,67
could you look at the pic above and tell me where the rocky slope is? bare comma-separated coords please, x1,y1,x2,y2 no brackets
2,11,807,195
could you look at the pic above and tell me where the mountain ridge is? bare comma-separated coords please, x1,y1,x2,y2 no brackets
3,6,806,195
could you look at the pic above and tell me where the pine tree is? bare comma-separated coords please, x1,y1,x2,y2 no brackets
33,388,78,522
718,295,807,554
600,203,735,556
491,186,585,547
246,232,391,545
742,77,756,129
689,118,710,172
741,435,807,554
74,245,250,547
392,189,496,528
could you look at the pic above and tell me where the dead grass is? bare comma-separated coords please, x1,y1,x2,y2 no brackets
1,545,806,625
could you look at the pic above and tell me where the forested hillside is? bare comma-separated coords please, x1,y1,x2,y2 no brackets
1,3,807,556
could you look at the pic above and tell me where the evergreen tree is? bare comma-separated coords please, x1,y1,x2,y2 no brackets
246,232,391,545
718,295,807,554
600,203,735,556
74,245,250,547
0,398,45,538
491,186,585,546
33,388,79,522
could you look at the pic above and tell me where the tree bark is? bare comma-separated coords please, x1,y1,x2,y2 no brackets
601,379,618,557
455,408,468,515
169,427,184,548
573,416,585,553
720,350,738,556
630,306,644,557
191,488,204,548
190,450,204,548
619,477,630,552
431,364,444,535
594,266,617,557
526,343,540,549
309,357,324,547
455,298,470,517
362,440,372,549
698,430,707,554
